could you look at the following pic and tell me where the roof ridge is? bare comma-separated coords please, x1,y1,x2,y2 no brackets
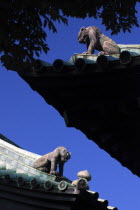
0,134,21,148
0,152,56,181
0,138,41,161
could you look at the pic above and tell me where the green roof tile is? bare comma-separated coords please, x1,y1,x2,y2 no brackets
0,135,118,210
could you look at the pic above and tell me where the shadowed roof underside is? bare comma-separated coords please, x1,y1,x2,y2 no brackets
16,49,140,177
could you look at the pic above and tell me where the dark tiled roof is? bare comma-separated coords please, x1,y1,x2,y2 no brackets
16,46,140,177
0,135,117,210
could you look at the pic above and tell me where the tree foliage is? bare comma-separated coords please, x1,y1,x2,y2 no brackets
99,0,139,34
0,0,139,70
0,0,68,70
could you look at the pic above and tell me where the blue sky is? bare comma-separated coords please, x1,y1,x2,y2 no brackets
1,4,140,210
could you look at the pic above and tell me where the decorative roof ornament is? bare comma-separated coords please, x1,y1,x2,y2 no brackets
78,26,120,55
72,170,91,190
77,170,92,181
34,146,71,176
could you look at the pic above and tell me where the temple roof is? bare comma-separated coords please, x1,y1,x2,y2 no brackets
14,45,140,178
0,135,117,210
